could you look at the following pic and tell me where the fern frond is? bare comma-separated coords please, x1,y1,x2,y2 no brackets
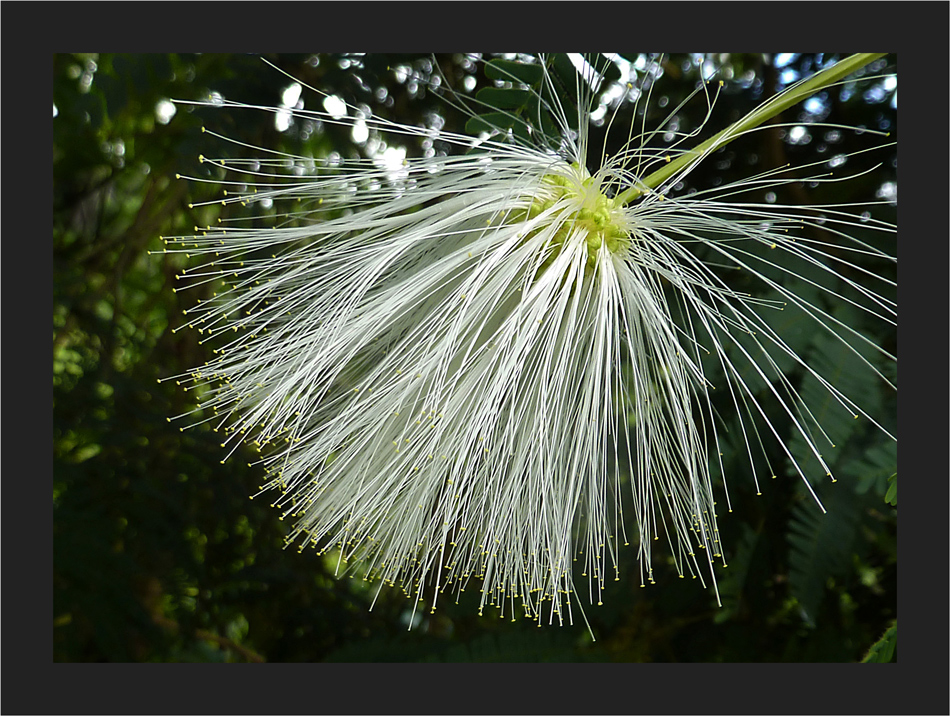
786,481,863,625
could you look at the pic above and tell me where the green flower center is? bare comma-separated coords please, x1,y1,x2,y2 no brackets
521,164,629,271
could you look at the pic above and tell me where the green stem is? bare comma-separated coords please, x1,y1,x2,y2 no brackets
616,53,888,206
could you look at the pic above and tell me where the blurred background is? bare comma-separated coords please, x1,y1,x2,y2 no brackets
53,53,896,663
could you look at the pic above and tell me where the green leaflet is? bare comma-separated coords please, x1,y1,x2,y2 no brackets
465,111,522,138
884,473,897,506
847,440,898,499
484,58,544,84
473,87,532,110
466,58,546,142
861,621,897,663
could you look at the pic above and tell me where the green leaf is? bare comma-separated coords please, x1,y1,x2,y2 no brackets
884,473,897,506
861,621,897,663
485,58,544,84
548,53,579,89
510,119,532,144
475,87,532,110
465,111,517,136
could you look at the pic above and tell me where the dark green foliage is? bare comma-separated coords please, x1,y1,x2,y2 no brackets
53,52,896,662
324,627,589,663
786,479,865,627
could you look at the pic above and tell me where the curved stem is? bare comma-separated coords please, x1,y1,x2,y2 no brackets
617,53,888,206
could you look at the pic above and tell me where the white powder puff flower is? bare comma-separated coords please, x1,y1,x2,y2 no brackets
161,54,895,628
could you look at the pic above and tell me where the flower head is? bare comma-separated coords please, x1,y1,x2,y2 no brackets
161,54,896,627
